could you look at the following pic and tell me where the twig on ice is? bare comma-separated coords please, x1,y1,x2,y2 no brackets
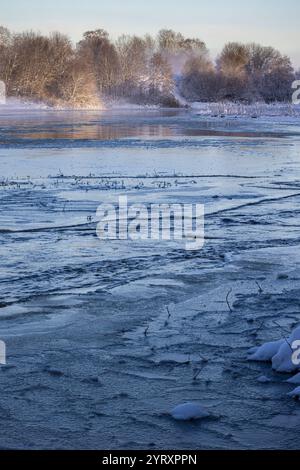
226,288,233,313
193,363,206,381
144,326,149,337
255,281,263,293
273,321,293,352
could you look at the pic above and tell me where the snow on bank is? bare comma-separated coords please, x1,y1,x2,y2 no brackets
0,98,50,110
191,101,300,118
0,97,104,112
1,96,300,116
108,100,160,110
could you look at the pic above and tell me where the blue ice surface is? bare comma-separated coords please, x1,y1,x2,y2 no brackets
0,108,300,449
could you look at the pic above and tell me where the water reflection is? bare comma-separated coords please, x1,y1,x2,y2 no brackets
0,108,294,144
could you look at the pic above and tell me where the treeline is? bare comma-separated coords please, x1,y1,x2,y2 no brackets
0,26,297,108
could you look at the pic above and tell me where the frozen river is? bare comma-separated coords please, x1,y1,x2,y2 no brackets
1,108,300,449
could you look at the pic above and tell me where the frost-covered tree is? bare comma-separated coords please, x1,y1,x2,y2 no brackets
147,53,173,94
0,26,11,47
116,35,151,94
0,26,16,87
180,54,217,101
217,42,249,77
6,32,73,100
0,29,101,107
57,56,100,108
213,42,294,102
245,44,294,102
0,24,296,107
140,52,178,106
215,43,251,101
158,29,207,75
77,29,120,96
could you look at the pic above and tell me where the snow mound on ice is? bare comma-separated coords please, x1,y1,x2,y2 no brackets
257,375,271,383
287,387,300,399
272,327,300,373
248,327,300,372
170,403,210,421
287,373,300,385
248,325,300,399
247,339,284,362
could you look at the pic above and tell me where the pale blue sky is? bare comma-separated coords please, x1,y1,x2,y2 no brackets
1,0,300,66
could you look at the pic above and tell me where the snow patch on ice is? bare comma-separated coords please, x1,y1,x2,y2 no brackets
170,403,210,421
